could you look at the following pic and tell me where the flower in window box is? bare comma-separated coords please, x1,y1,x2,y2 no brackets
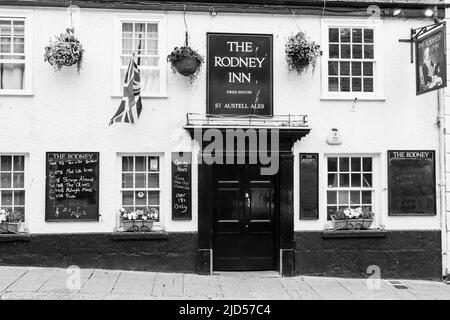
285,31,322,75
44,28,84,71
330,207,374,230
0,209,22,233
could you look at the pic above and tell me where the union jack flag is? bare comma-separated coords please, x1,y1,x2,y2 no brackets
109,54,143,125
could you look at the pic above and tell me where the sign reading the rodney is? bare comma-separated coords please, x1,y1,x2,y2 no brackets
416,26,447,95
207,33,273,115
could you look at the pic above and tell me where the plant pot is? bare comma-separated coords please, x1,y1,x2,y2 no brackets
121,220,154,232
173,56,201,76
331,217,373,230
0,222,20,233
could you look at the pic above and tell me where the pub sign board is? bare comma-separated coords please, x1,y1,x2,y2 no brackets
172,152,192,220
416,25,447,95
299,153,319,220
388,150,436,216
45,152,99,221
207,33,273,116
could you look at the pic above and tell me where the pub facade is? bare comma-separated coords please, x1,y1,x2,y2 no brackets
0,0,447,280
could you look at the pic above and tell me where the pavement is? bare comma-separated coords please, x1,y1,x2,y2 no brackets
0,266,449,300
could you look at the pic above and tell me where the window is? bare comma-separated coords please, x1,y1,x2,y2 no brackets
0,155,25,220
388,150,436,216
0,10,32,94
113,14,167,97
121,156,160,222
326,156,373,219
321,20,383,99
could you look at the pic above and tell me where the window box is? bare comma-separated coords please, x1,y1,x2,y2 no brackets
0,221,20,233
330,217,373,230
122,219,154,232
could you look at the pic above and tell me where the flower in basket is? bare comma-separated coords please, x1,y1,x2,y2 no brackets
6,210,22,223
0,209,7,223
167,45,204,79
285,31,322,75
148,208,159,221
330,207,374,220
44,28,84,71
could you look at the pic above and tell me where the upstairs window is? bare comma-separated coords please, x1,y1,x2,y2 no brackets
321,20,383,100
113,14,167,97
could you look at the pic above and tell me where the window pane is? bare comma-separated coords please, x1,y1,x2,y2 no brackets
340,28,351,42
0,173,11,188
135,190,146,206
122,191,133,205
122,173,133,188
328,174,338,188
362,191,372,204
352,28,362,43
339,174,349,187
13,190,24,205
350,191,360,204
329,28,339,42
1,190,12,205
363,158,372,171
135,173,146,188
363,62,373,76
340,61,350,76
135,156,146,172
364,45,374,59
122,156,133,171
13,156,24,171
339,158,349,172
352,78,362,92
141,70,160,93
364,29,374,43
0,63,24,90
1,156,12,171
327,191,337,204
148,157,159,171
148,191,159,205
329,44,339,58
328,157,338,171
340,77,350,92
351,158,361,171
328,77,339,92
352,62,362,76
148,173,159,188
352,45,362,59
341,44,350,59
363,78,374,92
13,172,24,188
338,191,349,205
363,174,372,187
351,174,361,187
328,61,338,76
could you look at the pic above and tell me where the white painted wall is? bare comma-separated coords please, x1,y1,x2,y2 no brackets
0,6,441,233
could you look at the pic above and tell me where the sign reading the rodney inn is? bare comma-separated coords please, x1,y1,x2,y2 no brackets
416,26,447,95
207,33,273,115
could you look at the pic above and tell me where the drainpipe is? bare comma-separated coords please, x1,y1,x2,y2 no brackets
438,88,448,280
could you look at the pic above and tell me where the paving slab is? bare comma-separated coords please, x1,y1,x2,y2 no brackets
5,268,58,292
152,273,184,298
79,269,120,295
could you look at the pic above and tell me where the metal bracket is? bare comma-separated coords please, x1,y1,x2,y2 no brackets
398,21,446,64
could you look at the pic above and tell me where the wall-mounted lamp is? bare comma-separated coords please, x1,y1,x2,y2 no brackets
424,8,434,17
211,8,217,16
326,128,343,145
393,8,404,18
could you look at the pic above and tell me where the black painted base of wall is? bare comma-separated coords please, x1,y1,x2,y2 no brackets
0,232,198,273
295,230,442,280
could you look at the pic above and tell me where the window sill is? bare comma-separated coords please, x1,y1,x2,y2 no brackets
320,95,386,102
111,93,168,99
321,229,387,239
109,231,169,241
0,233,31,242
0,91,34,97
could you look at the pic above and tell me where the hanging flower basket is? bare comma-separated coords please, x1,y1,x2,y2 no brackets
44,28,84,71
285,31,322,75
173,55,202,76
167,37,204,79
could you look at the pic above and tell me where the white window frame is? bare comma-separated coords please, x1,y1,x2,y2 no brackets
0,9,33,96
112,13,167,98
117,153,165,230
321,19,384,101
0,154,26,222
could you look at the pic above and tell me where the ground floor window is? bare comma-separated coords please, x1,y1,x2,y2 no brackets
0,155,25,220
120,155,160,222
326,156,373,219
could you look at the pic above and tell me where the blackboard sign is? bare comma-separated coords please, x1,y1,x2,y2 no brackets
416,26,447,95
388,150,436,216
299,153,319,220
172,152,192,220
46,152,99,221
207,33,273,116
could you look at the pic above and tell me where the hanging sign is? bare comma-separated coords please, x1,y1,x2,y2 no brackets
172,152,192,220
416,25,447,95
207,33,273,116
299,153,319,220
45,152,99,221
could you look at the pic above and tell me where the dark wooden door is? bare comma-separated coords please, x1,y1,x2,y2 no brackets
213,164,275,271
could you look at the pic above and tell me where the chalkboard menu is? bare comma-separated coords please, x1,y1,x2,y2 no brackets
299,153,319,220
46,152,99,221
172,152,192,220
388,150,436,216
207,33,273,116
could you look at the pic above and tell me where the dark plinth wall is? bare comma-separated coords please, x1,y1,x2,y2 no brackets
295,230,442,280
0,230,442,279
